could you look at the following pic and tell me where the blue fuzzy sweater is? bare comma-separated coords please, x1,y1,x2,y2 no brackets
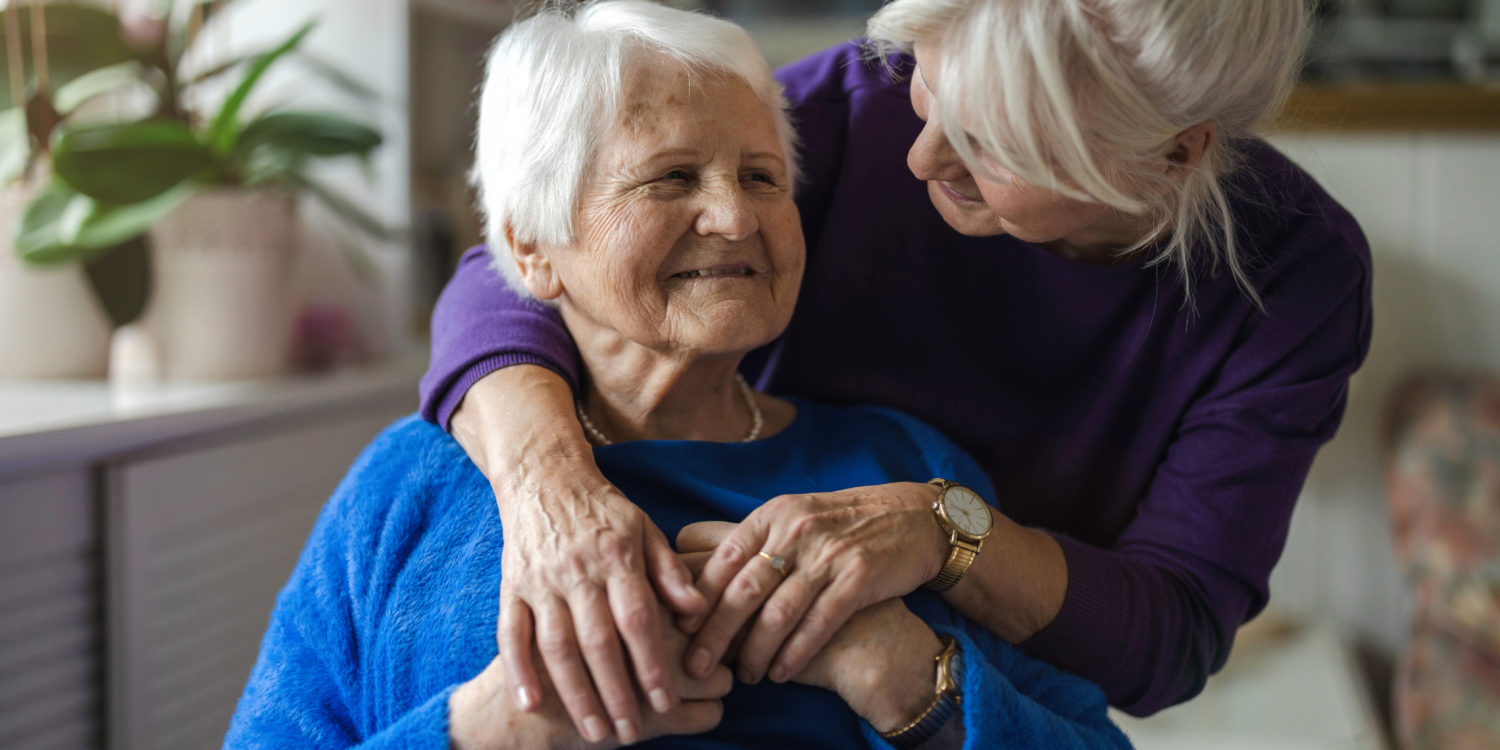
225,401,1132,749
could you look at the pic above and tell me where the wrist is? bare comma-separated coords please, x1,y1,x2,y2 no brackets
453,365,590,483
843,627,945,733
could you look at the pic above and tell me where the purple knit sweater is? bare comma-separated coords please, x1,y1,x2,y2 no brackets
420,42,1372,716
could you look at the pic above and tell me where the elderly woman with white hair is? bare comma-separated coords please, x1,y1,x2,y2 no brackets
423,0,1372,741
224,3,1132,749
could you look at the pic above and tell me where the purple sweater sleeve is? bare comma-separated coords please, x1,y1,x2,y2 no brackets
1020,233,1373,715
418,247,580,428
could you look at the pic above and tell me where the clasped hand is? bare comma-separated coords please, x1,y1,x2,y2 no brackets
495,480,944,744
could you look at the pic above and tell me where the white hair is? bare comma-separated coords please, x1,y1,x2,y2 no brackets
471,0,799,298
867,0,1311,309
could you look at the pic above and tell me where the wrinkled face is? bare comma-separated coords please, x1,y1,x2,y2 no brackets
544,57,803,359
907,43,1126,250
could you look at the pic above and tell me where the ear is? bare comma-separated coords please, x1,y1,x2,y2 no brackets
1166,120,1216,175
505,222,564,301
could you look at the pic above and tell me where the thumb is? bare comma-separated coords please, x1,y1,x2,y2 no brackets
642,699,725,740
675,521,739,553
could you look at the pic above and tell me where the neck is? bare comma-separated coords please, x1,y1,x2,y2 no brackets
570,328,757,445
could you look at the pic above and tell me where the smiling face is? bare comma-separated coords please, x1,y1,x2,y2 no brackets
530,55,804,361
907,44,1146,257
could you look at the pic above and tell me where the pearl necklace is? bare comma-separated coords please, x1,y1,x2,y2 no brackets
577,373,763,446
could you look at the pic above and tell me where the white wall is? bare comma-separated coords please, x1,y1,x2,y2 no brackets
1264,132,1500,660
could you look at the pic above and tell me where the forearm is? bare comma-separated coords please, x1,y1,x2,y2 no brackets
450,365,597,495
940,511,1067,643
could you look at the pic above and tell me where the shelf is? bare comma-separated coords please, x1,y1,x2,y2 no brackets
1277,83,1500,132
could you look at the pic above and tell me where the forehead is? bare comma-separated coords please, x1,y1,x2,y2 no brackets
606,54,777,146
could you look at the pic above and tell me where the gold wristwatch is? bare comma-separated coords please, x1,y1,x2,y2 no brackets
923,479,993,592
878,635,964,748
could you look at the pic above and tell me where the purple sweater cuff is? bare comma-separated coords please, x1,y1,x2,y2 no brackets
1019,535,1129,679
428,353,577,431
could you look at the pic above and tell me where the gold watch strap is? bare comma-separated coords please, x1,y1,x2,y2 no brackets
925,538,979,592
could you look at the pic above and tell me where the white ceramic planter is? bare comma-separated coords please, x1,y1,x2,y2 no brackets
143,189,297,380
0,183,113,379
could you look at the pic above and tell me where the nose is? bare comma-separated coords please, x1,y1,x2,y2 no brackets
907,113,968,183
693,182,758,241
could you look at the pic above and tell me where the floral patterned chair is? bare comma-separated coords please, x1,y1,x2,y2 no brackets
1383,373,1500,750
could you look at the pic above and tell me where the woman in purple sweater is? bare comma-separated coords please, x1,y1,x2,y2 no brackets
422,0,1371,742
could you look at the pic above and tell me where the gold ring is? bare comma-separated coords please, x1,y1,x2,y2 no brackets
758,551,789,579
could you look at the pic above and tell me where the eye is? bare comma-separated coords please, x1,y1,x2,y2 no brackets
661,169,691,181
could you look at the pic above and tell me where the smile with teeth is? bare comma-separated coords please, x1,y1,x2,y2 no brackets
672,268,755,279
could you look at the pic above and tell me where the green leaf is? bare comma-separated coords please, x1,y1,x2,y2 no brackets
17,180,193,265
53,62,147,114
0,107,29,186
0,6,141,111
206,19,317,156
286,171,401,243
51,120,212,204
234,111,381,163
186,49,379,102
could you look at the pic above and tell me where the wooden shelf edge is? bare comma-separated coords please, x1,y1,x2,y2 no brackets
1276,83,1500,132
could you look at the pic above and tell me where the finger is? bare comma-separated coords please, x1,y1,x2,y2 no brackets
497,593,542,712
534,600,611,744
642,700,726,741
731,572,822,684
677,551,714,578
685,555,783,679
675,521,739,553
681,521,766,634
605,572,677,715
644,521,706,616
570,587,643,744
766,581,866,684
677,663,735,701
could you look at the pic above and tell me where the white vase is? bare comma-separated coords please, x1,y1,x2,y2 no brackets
143,189,297,380
0,182,113,379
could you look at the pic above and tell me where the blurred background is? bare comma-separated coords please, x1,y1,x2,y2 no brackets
2,0,1499,748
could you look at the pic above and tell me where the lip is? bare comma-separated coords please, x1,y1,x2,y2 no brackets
936,180,983,205
669,262,759,280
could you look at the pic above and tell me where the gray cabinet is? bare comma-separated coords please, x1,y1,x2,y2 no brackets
0,362,420,750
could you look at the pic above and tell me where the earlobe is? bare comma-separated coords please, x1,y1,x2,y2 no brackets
506,223,564,301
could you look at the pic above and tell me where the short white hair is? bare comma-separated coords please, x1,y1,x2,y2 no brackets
472,0,798,298
868,0,1311,309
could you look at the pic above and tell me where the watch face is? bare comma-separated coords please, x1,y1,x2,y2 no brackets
943,486,992,536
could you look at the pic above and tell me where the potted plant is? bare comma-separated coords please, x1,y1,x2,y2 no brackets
1,1,149,377
4,0,393,379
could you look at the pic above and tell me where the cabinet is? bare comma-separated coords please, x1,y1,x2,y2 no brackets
0,361,422,750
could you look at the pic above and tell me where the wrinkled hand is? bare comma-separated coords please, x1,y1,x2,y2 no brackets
496,473,708,745
677,526,942,734
453,608,734,750
676,484,946,685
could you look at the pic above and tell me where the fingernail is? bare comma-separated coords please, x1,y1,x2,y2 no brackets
583,716,608,743
516,686,536,711
768,664,788,683
737,667,757,685
649,688,673,713
688,647,712,677
615,719,637,744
